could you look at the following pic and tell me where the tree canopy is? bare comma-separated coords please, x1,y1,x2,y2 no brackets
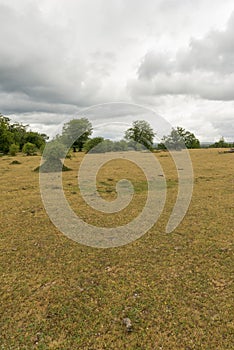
124,120,155,150
0,114,48,154
61,118,93,151
160,126,200,150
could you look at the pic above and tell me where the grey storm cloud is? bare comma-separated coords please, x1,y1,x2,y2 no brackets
0,0,233,141
131,11,234,101
0,2,117,114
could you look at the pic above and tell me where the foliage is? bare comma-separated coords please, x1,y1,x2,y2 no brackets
84,138,129,153
157,142,167,150
9,144,20,156
83,137,104,153
124,120,155,150
37,141,70,172
112,139,128,152
61,118,93,151
127,139,145,151
161,128,185,151
22,142,37,156
0,113,48,153
42,141,67,160
209,137,234,148
178,127,200,149
24,131,48,149
9,122,28,150
161,127,200,150
0,115,14,153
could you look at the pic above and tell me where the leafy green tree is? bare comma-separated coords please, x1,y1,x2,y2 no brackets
0,114,49,153
22,142,37,156
61,118,93,152
9,144,19,156
162,127,200,150
162,128,185,151
177,127,200,149
9,122,27,150
24,131,48,149
0,114,14,153
124,120,155,150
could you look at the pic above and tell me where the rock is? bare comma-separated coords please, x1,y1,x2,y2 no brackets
123,317,133,332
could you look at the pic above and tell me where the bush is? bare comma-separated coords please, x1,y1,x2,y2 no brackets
83,137,104,153
22,142,37,156
42,141,67,161
9,143,19,156
35,141,71,173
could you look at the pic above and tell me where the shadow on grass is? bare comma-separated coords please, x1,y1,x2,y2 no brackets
34,159,71,173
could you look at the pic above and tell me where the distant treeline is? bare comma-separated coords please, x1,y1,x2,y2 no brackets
207,137,234,148
0,113,233,157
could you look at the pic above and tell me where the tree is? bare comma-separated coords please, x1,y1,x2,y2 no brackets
0,113,49,153
177,127,200,149
162,127,200,150
22,142,37,156
0,114,13,153
9,122,27,150
61,118,93,152
162,128,184,151
24,131,48,149
124,120,155,150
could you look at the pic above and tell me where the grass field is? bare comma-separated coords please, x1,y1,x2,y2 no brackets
0,149,233,349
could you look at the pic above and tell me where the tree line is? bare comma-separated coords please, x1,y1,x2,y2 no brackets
46,118,234,153
0,113,233,158
56,118,202,153
0,114,48,155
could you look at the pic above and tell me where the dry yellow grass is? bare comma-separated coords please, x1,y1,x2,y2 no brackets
0,149,233,349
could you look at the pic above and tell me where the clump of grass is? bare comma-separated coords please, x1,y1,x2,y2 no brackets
10,160,21,165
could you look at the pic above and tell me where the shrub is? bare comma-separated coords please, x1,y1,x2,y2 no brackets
83,137,104,153
42,141,67,161
9,143,19,156
35,141,71,172
22,142,37,156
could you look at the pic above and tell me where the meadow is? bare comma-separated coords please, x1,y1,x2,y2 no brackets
0,149,233,349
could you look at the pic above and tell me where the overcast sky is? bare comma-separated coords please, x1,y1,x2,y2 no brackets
1,0,234,141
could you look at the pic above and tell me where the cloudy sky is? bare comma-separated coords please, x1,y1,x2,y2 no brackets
1,0,234,141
